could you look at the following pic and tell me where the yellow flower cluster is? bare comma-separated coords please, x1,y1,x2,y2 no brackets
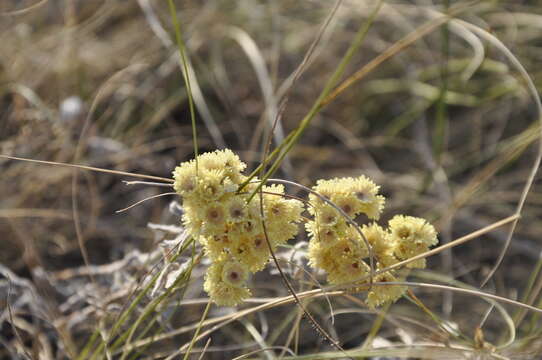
306,177,385,291
173,149,303,306
172,149,438,308
388,215,438,269
203,255,251,307
306,176,438,308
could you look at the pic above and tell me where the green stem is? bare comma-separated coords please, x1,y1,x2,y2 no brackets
167,0,199,169
182,300,212,360
246,0,383,202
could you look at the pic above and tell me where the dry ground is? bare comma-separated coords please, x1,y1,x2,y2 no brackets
1,1,542,359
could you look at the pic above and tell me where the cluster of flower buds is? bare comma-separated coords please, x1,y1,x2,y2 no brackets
173,149,438,308
306,177,438,307
173,149,303,306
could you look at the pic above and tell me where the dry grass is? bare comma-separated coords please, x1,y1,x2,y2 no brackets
1,1,542,359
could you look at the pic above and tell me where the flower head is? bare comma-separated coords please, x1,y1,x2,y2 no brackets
222,259,249,287
314,204,340,228
361,223,390,251
172,160,198,197
308,235,370,285
309,176,385,221
204,255,251,306
388,215,438,268
232,233,271,272
226,196,248,222
173,149,438,308
366,272,407,308
201,203,227,235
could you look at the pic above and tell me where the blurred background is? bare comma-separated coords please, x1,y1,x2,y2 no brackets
1,0,542,359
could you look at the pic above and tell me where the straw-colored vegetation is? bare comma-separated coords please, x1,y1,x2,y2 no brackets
1,1,542,359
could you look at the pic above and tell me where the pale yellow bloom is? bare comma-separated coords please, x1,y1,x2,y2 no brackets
247,185,304,248
181,205,203,239
378,250,400,268
208,282,251,307
174,149,439,308
198,169,227,201
389,215,438,246
361,223,391,254
305,221,340,243
199,152,224,172
200,203,227,235
327,257,370,285
173,149,245,204
202,234,231,260
314,204,340,228
264,186,303,221
174,150,305,305
204,255,251,306
231,233,271,272
308,241,335,271
308,236,370,285
225,195,248,223
213,148,246,180
172,160,198,197
309,175,385,220
350,176,380,202
222,259,249,287
366,272,407,308
267,222,300,247
342,225,370,258
238,217,263,236
198,148,246,174
335,196,358,218
357,194,385,221
388,215,438,268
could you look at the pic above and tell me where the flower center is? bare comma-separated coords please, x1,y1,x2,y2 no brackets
355,191,369,202
397,227,410,239
341,204,352,215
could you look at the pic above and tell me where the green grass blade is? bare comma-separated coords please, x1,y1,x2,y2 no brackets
167,0,199,168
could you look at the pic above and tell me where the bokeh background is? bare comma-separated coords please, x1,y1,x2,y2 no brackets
1,1,542,359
